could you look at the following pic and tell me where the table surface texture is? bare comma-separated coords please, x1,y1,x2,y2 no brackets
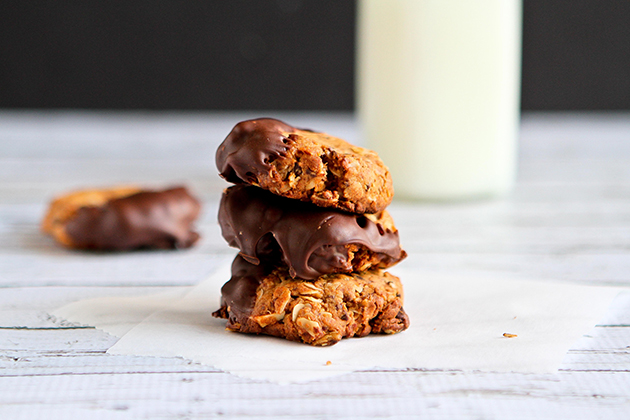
0,111,629,419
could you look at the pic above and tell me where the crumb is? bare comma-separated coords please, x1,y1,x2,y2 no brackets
503,333,518,338
325,361,332,366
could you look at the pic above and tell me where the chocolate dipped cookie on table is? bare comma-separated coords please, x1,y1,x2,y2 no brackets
213,118,409,346
42,186,201,250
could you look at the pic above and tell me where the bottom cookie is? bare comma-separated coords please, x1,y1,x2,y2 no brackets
212,256,410,346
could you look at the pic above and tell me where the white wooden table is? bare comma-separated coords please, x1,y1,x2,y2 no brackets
1,111,629,419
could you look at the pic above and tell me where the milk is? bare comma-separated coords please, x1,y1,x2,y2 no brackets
357,0,522,200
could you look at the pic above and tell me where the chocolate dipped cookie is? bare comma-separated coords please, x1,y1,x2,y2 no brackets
42,186,201,250
212,255,410,346
216,118,394,214
219,184,406,280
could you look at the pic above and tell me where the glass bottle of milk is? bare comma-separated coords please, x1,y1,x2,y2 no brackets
357,0,522,200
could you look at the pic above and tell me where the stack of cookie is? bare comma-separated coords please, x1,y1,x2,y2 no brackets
212,118,409,346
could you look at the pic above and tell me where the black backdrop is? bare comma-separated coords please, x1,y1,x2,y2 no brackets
1,1,629,110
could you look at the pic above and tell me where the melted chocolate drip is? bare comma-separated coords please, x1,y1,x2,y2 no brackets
65,187,201,250
218,184,405,280
216,255,271,321
215,118,296,184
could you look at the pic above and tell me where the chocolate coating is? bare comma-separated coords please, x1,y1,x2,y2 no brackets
216,255,269,323
65,187,201,250
218,184,405,280
215,118,295,184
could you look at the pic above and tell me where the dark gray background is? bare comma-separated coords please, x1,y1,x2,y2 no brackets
1,1,628,111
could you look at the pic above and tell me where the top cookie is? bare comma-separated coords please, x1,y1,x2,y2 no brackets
215,118,394,214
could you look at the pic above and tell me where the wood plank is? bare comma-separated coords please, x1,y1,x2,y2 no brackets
562,351,630,372
399,253,630,285
0,111,358,159
0,252,232,287
0,329,117,352
0,347,628,378
0,370,629,419
0,353,220,377
521,112,630,158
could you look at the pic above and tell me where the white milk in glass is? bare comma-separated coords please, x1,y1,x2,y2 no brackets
357,0,522,200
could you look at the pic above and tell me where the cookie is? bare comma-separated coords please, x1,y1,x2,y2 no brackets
42,186,201,250
219,184,406,280
212,255,410,346
215,118,394,214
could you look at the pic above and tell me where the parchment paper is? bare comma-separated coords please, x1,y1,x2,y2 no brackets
53,265,622,383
